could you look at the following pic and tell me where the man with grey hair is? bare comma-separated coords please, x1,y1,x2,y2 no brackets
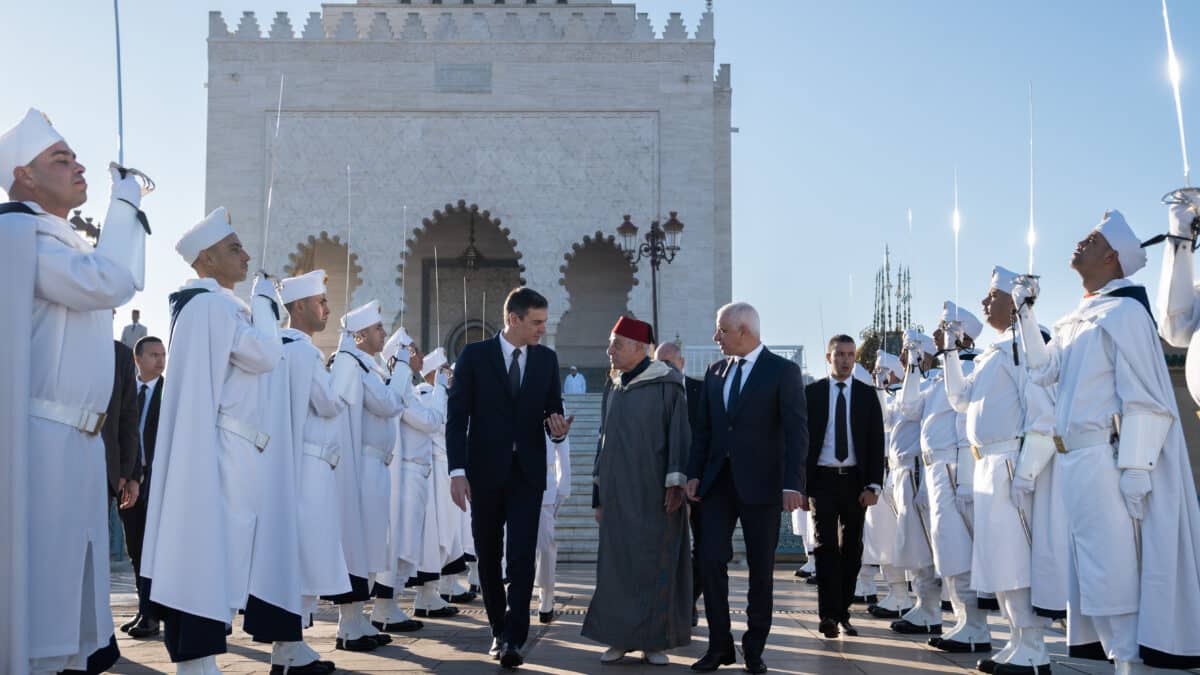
686,302,807,674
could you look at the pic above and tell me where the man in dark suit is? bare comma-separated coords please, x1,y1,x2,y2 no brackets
685,303,807,674
803,335,885,639
655,341,705,626
447,288,572,670
120,335,166,638
102,339,139,539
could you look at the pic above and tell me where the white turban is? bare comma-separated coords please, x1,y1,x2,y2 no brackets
876,350,901,376
1095,209,1147,277
0,108,65,194
279,269,327,305
176,207,235,264
342,300,382,334
990,265,1019,295
941,300,983,340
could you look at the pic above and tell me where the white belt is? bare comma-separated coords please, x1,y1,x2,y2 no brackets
401,457,432,477
217,413,270,452
364,445,394,466
921,447,957,464
29,398,106,435
1054,428,1116,453
303,442,340,469
970,438,1021,458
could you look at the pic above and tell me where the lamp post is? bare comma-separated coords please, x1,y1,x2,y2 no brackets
616,211,684,341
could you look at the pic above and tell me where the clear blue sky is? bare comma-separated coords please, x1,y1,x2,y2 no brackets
4,1,1198,372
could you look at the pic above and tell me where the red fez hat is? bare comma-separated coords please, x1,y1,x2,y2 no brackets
612,316,655,344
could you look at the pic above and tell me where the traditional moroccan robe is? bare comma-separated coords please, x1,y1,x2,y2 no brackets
582,359,691,651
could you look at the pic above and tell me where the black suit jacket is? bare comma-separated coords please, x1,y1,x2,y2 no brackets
686,347,808,505
684,375,703,440
447,335,565,491
102,341,140,497
804,377,885,494
134,375,164,483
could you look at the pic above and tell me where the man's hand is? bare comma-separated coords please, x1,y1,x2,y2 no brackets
665,486,685,514
450,475,472,512
1012,276,1039,309
547,413,575,439
783,490,804,512
594,507,602,524
685,478,701,503
858,489,879,508
119,479,140,509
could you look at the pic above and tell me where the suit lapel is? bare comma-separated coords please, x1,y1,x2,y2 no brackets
714,358,733,417
487,336,516,401
730,348,771,419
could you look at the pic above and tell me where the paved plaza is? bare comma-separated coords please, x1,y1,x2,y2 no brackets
107,563,1144,674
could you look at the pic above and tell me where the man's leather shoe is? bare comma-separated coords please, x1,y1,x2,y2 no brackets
127,619,160,639
119,613,141,633
690,646,736,671
441,591,477,604
489,637,502,659
936,638,991,653
838,620,858,637
928,637,944,648
795,568,812,578
372,619,423,632
852,594,878,605
499,642,524,669
992,665,1051,675
890,619,941,635
469,583,482,593
805,576,818,585
335,636,377,651
941,600,953,612
268,661,334,675
867,604,903,619
743,655,768,674
538,611,555,624
415,606,459,618
976,658,996,673
818,619,839,638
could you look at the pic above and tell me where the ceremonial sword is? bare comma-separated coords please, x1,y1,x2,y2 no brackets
1003,458,1033,547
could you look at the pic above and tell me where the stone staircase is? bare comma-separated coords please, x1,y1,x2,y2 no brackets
558,393,603,562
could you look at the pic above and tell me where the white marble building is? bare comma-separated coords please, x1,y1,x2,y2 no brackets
206,0,732,373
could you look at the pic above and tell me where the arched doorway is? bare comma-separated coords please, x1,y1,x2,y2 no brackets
556,232,637,379
396,200,523,361
284,232,362,354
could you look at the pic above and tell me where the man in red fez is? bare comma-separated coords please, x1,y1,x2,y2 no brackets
581,316,692,665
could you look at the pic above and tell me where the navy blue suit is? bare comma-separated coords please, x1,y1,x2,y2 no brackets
447,335,564,647
686,347,807,660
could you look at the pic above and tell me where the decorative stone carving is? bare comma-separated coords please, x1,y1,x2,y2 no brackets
235,11,261,40
368,12,394,41
301,12,324,40
269,12,294,40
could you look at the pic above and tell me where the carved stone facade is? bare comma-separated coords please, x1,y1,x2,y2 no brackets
206,0,732,366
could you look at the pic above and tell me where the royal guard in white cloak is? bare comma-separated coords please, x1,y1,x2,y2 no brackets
140,208,297,675
328,301,406,650
0,108,147,675
1017,209,1200,673
847,362,882,604
883,332,941,636
275,270,349,674
863,351,913,620
535,431,572,624
424,353,476,605
898,305,991,652
943,267,1060,675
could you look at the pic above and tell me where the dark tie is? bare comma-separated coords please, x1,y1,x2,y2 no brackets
835,381,849,462
137,384,147,420
509,349,522,398
726,358,747,412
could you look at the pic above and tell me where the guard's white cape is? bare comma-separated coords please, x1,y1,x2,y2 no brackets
390,379,446,575
141,279,283,622
331,348,370,578
1,203,138,673
281,330,350,596
1038,282,1200,663
428,383,463,565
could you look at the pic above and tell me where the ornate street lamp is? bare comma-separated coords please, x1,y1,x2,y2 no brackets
615,211,684,341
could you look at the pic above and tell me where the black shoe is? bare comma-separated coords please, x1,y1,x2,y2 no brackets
690,645,736,672
119,613,141,633
992,665,1051,675
928,637,944,648
269,661,335,675
805,576,819,585
470,584,482,593
441,591,477,604
335,636,378,652
127,619,160,639
936,638,991,653
838,620,858,637
852,594,878,605
941,600,953,612
977,659,996,673
867,604,904,619
890,619,941,635
372,619,423,632
743,655,767,674
818,619,839,638
795,568,812,578
369,633,391,646
499,642,524,669
489,637,503,659
414,605,460,618
539,611,555,624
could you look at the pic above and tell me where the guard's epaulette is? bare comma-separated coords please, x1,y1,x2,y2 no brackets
336,350,371,374
167,287,211,346
0,202,36,216
1105,285,1156,326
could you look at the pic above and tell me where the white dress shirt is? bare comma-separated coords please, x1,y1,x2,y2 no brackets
723,342,765,406
818,375,857,467
499,332,526,385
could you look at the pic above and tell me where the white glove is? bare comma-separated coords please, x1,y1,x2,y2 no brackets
943,319,965,346
252,273,279,303
1012,276,1039,309
1119,468,1152,521
109,164,143,209
1168,202,1197,238
1010,475,1035,511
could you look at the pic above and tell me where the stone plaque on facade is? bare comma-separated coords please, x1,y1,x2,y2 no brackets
435,64,492,93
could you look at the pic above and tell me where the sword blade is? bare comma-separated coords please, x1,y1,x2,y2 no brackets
1004,459,1033,547
1163,0,1192,186
113,0,125,165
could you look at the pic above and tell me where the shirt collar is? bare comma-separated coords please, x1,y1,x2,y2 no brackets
498,332,522,360
736,342,765,365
